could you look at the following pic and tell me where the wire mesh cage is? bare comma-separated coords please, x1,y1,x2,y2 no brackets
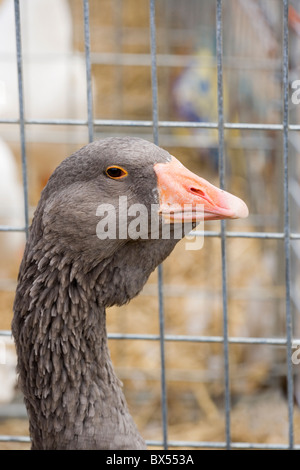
0,0,300,450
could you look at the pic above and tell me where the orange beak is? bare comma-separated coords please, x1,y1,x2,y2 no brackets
154,157,248,222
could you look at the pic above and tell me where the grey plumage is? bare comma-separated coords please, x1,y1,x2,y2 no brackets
12,137,179,450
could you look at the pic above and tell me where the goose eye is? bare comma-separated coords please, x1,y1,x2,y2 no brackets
105,166,128,179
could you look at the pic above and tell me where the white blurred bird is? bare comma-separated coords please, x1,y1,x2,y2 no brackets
0,0,87,124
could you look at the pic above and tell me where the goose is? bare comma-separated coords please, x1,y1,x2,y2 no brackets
12,137,248,450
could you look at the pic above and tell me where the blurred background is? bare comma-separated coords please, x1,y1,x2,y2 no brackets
1,0,300,449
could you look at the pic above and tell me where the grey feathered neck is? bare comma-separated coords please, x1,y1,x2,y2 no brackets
13,238,152,449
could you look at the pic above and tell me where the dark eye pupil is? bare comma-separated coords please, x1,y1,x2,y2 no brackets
107,167,123,178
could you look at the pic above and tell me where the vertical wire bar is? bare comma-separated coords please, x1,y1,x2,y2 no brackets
150,0,159,145
83,0,94,143
149,0,168,450
216,0,231,449
282,0,294,449
14,0,29,239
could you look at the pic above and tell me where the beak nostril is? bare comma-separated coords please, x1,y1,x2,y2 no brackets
189,187,206,198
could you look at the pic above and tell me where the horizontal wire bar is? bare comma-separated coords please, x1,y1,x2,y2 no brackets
1,117,300,131
0,51,281,70
2,329,300,346
108,333,300,346
147,439,300,450
2,226,300,241
0,330,12,337
0,226,26,232
195,230,291,239
89,52,282,70
0,49,281,67
0,434,297,449
0,435,30,443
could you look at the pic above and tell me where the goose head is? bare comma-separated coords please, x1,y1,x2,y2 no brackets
35,137,248,304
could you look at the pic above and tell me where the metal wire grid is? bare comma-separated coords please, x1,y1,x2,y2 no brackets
0,0,298,450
